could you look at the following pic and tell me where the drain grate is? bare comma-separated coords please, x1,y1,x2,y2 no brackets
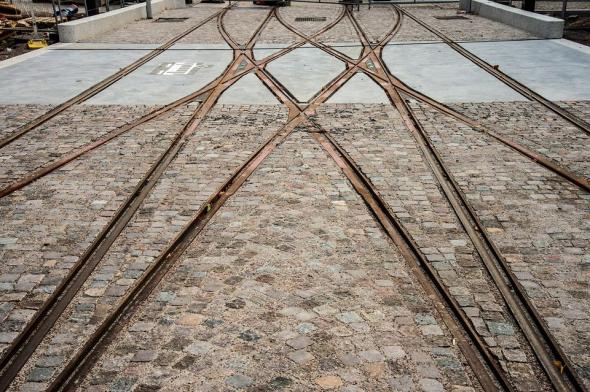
155,17,189,22
295,16,327,22
434,15,470,20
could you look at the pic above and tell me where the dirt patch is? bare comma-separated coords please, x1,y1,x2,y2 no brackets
565,16,590,46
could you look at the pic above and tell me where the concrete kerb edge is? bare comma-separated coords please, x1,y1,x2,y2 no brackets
459,0,563,38
57,0,186,43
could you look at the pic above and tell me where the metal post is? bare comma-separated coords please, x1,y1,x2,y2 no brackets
105,0,110,12
561,0,567,19
522,0,535,12
56,0,64,23
146,0,152,19
51,0,60,26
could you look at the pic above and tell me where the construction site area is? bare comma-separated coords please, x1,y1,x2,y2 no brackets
0,0,590,390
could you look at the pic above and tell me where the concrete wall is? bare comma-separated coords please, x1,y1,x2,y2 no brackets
459,0,563,38
58,0,185,42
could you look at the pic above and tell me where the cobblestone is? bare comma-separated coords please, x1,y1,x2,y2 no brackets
0,105,54,139
222,6,270,46
316,103,550,389
409,98,590,388
11,105,289,389
0,105,156,188
0,103,196,357
451,101,590,178
84,5,225,44
397,4,538,41
78,130,478,391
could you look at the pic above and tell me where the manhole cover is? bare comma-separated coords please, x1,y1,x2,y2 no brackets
434,15,470,20
156,17,189,22
295,16,327,22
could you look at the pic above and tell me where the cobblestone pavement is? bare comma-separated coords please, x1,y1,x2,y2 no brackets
78,130,480,392
354,5,398,44
396,4,538,42
0,105,54,140
10,105,289,391
83,4,226,44
409,98,590,387
0,105,157,188
315,103,549,391
2,1,590,391
0,104,195,357
449,101,590,178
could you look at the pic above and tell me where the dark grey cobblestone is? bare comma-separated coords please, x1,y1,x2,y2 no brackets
396,4,537,42
316,103,548,390
0,104,196,358
0,105,54,139
11,105,289,390
0,105,157,188
449,101,590,179
78,130,479,391
408,98,590,389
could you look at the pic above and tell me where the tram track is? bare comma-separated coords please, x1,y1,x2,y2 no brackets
396,5,590,136
259,11,514,391
274,4,587,390
0,8,273,390
348,7,587,391
0,6,236,151
0,6,352,390
1,2,588,391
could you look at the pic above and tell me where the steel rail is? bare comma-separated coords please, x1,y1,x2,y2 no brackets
311,129,507,392
255,13,512,391
0,6,341,198
396,5,590,136
347,7,587,390
0,6,236,150
0,7,278,388
0,54,254,392
396,89,589,392
46,11,365,387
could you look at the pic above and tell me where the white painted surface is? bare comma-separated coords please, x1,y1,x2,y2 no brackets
383,43,526,102
327,73,390,103
218,73,280,105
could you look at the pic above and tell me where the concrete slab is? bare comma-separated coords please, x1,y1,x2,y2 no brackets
462,39,590,101
86,43,233,105
266,45,346,102
218,73,280,105
459,0,563,38
0,46,151,105
383,42,526,103
327,73,390,103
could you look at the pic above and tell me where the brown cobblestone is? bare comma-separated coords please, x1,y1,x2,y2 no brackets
11,105,289,389
0,105,55,140
0,104,157,188
83,5,225,44
315,103,549,390
408,98,590,388
0,103,196,357
397,4,538,41
78,130,479,391
449,101,590,178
